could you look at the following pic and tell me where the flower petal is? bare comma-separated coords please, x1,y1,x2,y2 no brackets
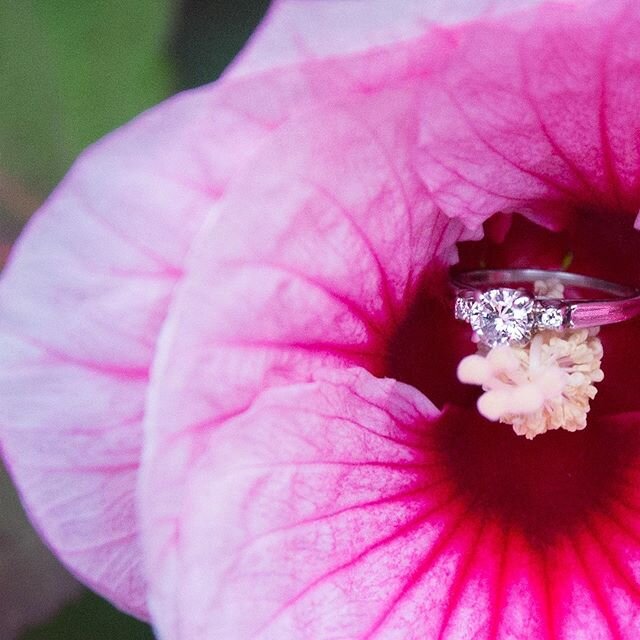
144,369,640,639
0,90,221,615
230,0,561,78
143,367,457,639
0,28,466,614
145,87,469,442
416,0,640,227
141,85,472,633
540,412,640,639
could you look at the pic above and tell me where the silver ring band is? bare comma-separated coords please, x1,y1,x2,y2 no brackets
452,269,640,347
453,269,640,328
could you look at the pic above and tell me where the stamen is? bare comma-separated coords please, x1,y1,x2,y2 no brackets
457,281,604,438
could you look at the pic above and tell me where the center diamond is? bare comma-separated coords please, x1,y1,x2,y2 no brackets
470,288,534,347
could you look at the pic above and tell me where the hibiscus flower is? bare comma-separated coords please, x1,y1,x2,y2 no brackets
2,1,640,639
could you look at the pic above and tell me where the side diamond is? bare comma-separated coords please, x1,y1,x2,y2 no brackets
536,304,565,330
455,296,473,321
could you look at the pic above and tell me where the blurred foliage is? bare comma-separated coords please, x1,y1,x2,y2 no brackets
22,592,154,640
0,0,271,638
0,464,81,638
172,0,271,89
0,1,174,192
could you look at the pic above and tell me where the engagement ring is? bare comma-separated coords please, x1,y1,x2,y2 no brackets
452,269,640,348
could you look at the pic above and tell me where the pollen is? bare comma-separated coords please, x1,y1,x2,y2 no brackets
457,281,604,439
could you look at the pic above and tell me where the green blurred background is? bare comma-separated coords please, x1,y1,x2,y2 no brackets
0,1,270,637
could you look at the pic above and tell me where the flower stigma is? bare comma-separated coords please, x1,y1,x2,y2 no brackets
457,281,604,438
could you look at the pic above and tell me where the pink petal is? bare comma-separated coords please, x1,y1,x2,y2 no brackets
230,0,562,78
416,0,640,228
143,368,640,639
144,86,469,442
0,91,219,615
140,84,472,633
534,413,640,639
144,367,455,639
0,25,467,615
433,407,640,639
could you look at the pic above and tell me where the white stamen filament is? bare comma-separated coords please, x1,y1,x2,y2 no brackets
457,281,604,439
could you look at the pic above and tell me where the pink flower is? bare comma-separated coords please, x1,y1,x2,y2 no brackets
3,1,640,638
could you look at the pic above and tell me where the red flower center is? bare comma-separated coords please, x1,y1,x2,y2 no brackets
388,212,640,546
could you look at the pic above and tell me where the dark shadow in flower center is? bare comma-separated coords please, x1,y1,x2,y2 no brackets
433,407,640,547
386,213,640,546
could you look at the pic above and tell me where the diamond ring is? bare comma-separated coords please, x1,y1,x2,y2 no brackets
452,269,640,348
